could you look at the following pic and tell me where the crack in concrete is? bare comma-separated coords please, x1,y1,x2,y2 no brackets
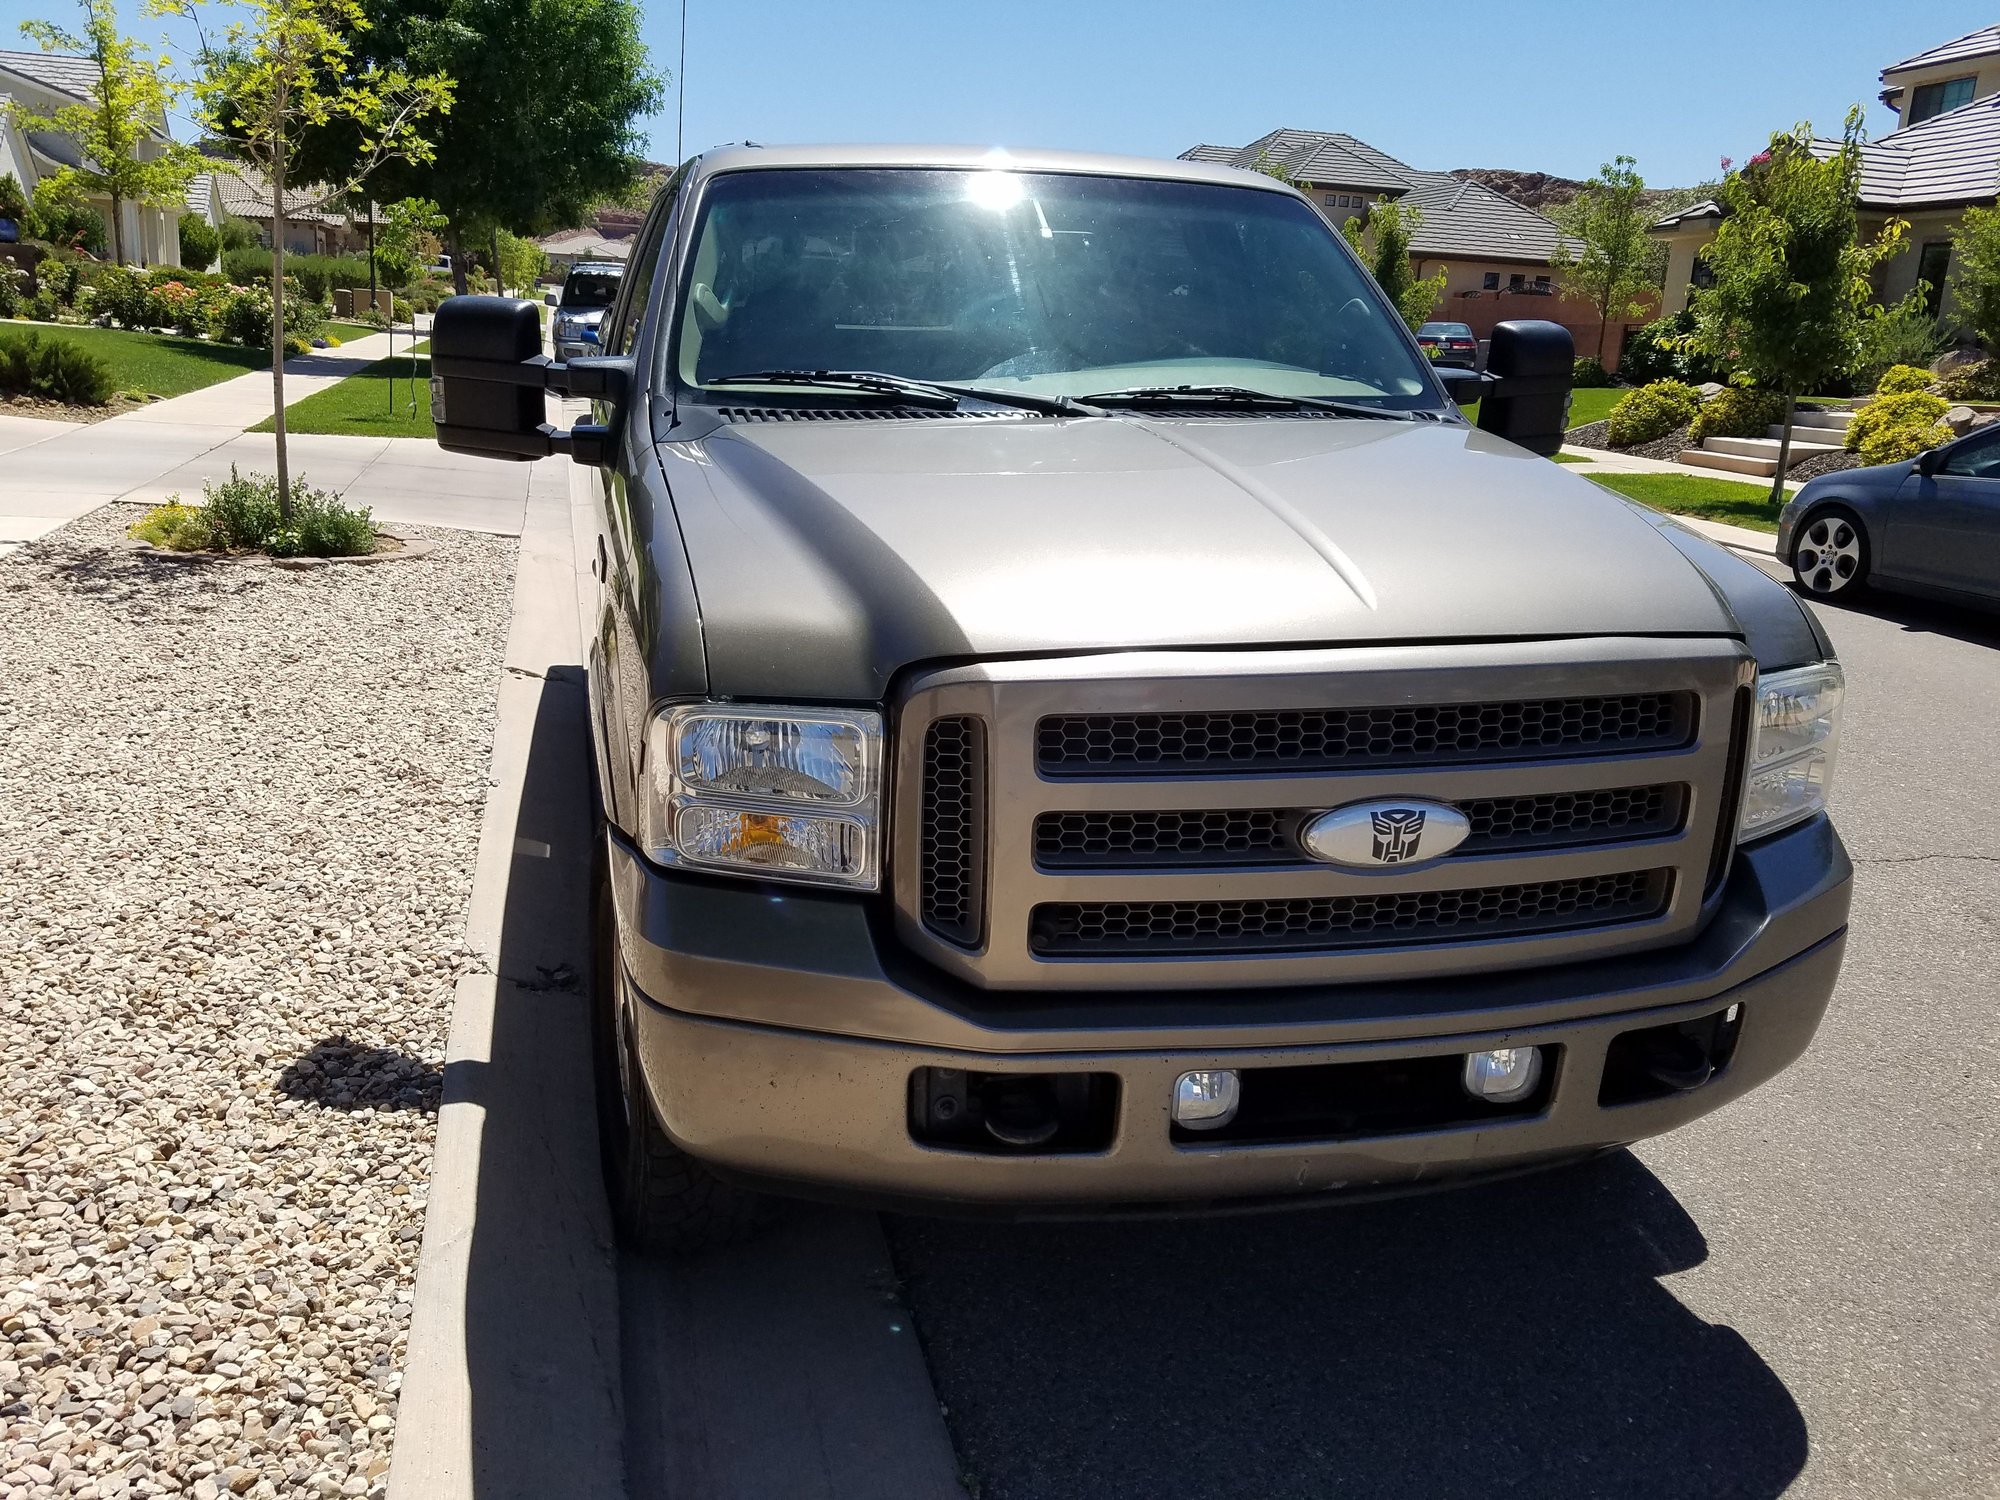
1852,852,2000,865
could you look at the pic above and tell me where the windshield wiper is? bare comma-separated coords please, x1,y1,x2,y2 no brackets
706,369,1090,416
1078,384,1417,420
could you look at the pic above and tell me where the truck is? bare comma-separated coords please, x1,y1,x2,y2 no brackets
428,144,1852,1252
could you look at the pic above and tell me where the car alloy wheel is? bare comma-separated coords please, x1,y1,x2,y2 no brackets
1793,509,1866,597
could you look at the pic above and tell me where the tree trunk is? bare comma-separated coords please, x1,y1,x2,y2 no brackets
489,228,500,294
110,188,126,267
449,226,468,297
1770,391,1798,508
1595,299,1610,363
271,133,292,520
367,213,377,306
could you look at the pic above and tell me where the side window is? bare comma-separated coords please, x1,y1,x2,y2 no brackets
1941,430,2000,479
603,174,681,356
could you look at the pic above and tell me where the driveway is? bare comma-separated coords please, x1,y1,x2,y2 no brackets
886,584,2000,1500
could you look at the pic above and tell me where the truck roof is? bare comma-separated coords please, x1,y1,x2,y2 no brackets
687,142,1297,194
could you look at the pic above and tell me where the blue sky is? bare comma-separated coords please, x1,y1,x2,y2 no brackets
2,0,1988,190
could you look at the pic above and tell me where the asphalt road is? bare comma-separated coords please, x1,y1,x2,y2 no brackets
886,578,2000,1500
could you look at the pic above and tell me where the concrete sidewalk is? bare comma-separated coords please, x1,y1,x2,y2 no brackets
0,324,531,549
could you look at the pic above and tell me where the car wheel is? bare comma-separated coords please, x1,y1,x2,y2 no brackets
590,831,774,1255
1791,505,1869,600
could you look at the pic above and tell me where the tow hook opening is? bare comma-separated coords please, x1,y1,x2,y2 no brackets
909,1068,1119,1154
1599,1003,1744,1107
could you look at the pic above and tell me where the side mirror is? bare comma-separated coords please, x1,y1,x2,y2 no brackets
1917,445,1946,476
1433,366,1489,406
429,295,631,465
1475,320,1574,457
544,289,559,307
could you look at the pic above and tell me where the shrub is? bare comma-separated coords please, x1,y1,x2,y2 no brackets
1689,387,1788,445
1851,293,1950,390
217,285,272,347
128,502,213,550
0,261,23,320
1936,358,2000,402
27,285,61,322
1875,364,1936,395
1607,379,1701,446
0,330,115,405
1857,421,1953,466
179,214,221,272
160,466,378,556
90,265,157,329
27,181,104,256
1846,390,1948,454
0,172,27,225
1571,356,1614,388
1617,309,1728,386
35,252,84,308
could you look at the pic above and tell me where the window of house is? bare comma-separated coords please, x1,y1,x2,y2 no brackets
1533,274,1551,291
1507,273,1526,292
1918,241,1951,321
1910,75,1977,124
1481,271,1499,290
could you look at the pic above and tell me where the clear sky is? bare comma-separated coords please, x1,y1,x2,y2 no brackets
2,0,1989,191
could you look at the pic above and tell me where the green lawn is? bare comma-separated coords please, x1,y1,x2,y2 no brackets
321,321,379,344
1,321,266,398
1552,452,1591,464
1585,471,1793,533
254,345,434,438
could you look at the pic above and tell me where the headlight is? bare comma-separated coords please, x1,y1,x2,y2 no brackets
1738,662,1843,842
641,704,883,888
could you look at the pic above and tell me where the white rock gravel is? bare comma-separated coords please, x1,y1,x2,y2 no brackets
0,507,518,1500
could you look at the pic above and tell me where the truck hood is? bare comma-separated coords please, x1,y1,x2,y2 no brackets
664,414,1745,701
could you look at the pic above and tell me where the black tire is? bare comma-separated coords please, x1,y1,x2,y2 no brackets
590,832,774,1255
1790,504,1870,601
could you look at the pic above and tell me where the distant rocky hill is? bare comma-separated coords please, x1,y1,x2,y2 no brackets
1450,168,1703,214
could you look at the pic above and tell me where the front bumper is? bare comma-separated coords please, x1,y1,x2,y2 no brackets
613,817,1851,1209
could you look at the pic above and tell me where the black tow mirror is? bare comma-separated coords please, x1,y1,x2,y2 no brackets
429,295,632,465
1475,320,1574,457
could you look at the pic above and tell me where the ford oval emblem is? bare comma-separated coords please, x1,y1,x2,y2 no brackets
1300,799,1471,869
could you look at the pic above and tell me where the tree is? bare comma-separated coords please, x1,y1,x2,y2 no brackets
179,211,220,269
12,0,203,265
1683,110,1908,503
372,193,443,293
1948,203,2000,353
1342,197,1447,330
164,0,452,513
282,0,662,292
496,229,545,295
1550,155,1661,362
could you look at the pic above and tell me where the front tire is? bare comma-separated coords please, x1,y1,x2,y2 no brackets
1791,504,1869,600
591,835,773,1255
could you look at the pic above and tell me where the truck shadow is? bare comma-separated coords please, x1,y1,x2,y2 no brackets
888,1153,1806,1500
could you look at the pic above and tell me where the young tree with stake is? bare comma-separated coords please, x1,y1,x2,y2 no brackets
1683,111,1907,505
160,0,451,513
1341,198,1447,332
12,0,202,267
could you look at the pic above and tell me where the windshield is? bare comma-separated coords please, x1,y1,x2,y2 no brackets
673,168,1445,410
561,272,621,308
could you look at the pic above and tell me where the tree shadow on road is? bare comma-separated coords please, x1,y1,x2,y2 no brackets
890,1153,1806,1500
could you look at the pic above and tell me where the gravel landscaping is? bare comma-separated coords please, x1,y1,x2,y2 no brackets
0,507,517,1499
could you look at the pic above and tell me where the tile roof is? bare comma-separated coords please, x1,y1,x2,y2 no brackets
1882,25,2000,79
209,167,378,226
0,47,98,102
1180,128,1580,263
1651,198,1722,230
1810,95,2000,207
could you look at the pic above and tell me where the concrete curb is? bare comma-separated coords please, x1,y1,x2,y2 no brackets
387,456,625,1499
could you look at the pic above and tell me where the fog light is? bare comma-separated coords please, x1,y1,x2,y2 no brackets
1462,1046,1543,1104
1172,1069,1241,1130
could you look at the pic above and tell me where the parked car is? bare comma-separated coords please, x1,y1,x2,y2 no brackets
1416,320,1479,368
1781,424,2000,606
547,260,624,361
431,145,1852,1253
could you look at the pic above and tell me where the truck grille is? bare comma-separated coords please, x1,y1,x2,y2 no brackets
1037,693,1692,775
892,642,1749,991
1030,870,1668,956
1032,785,1683,869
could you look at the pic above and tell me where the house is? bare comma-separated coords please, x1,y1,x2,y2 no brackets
535,226,634,277
185,164,380,258
0,47,182,266
1177,129,1631,362
1653,23,2000,329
